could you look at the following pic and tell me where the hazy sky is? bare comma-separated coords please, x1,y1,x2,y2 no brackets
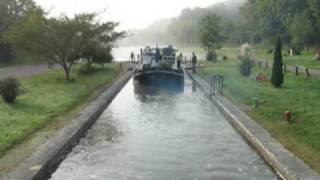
34,0,225,30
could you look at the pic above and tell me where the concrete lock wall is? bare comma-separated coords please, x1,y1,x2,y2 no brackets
5,70,133,180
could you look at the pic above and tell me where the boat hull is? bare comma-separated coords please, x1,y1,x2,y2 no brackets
133,70,184,92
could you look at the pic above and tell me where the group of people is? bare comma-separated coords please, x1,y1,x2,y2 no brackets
130,52,140,63
176,52,197,73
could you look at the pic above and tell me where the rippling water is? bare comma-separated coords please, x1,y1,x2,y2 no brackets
50,76,277,180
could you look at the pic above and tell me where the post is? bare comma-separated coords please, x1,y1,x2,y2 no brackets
266,61,269,69
220,76,223,96
258,61,261,68
306,68,310,77
296,66,299,76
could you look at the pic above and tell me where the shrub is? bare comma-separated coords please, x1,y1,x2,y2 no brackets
206,51,217,62
267,48,273,54
240,57,252,77
222,55,228,61
0,77,21,103
78,64,96,75
271,38,284,88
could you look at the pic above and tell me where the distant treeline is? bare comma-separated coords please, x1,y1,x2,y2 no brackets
122,0,320,49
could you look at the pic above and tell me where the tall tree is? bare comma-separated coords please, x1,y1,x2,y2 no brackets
5,11,125,80
199,13,222,50
271,38,284,88
0,0,38,61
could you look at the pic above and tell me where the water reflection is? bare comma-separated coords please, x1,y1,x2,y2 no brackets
50,77,277,180
133,79,184,98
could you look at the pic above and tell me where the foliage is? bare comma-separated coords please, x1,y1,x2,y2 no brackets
81,44,113,66
271,38,284,87
206,51,217,62
241,0,320,48
199,13,223,50
239,57,252,77
0,0,39,62
0,77,20,103
222,55,228,60
5,11,125,80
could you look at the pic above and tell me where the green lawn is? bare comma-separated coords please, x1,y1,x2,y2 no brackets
0,64,122,156
198,58,320,172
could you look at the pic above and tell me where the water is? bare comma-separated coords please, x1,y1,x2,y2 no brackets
50,76,277,180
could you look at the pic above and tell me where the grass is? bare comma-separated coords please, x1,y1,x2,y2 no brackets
0,63,122,157
198,57,320,172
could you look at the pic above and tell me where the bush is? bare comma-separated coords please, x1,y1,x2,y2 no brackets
267,48,273,54
0,77,21,103
222,55,228,61
271,38,284,88
78,64,96,75
240,58,253,77
206,51,217,62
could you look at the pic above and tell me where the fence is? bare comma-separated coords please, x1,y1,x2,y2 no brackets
253,59,320,78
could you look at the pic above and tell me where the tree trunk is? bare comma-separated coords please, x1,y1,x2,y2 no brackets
62,65,70,81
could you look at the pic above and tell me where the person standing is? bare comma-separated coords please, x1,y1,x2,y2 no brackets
192,52,197,73
176,53,182,70
130,52,135,62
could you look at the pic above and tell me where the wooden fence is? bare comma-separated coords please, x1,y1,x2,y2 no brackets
253,59,320,78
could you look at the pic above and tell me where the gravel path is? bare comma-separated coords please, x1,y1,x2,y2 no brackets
0,65,59,79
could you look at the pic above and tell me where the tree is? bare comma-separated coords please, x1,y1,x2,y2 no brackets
5,11,125,80
271,38,284,88
241,0,320,48
199,14,222,50
199,13,222,62
0,0,38,61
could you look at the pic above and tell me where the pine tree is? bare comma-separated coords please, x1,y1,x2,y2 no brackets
271,38,284,87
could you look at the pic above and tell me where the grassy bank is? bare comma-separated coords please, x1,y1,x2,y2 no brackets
0,63,122,157
198,57,320,172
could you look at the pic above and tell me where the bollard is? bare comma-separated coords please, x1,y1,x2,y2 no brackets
296,66,299,76
306,68,310,77
266,61,268,69
284,111,292,123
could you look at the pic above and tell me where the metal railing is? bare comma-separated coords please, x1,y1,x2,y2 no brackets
210,75,224,96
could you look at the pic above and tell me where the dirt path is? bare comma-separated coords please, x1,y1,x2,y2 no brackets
0,65,59,79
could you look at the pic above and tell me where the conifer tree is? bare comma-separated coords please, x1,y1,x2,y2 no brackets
271,37,284,87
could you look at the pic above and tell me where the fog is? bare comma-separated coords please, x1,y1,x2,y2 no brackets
34,0,225,30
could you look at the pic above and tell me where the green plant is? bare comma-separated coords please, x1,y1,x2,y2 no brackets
239,57,252,77
222,55,228,60
78,64,97,75
206,51,217,62
271,38,284,87
0,77,21,103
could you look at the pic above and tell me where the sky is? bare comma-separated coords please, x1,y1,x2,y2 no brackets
34,0,225,30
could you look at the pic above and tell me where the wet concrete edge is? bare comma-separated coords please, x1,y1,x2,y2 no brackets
4,70,133,180
187,70,320,180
